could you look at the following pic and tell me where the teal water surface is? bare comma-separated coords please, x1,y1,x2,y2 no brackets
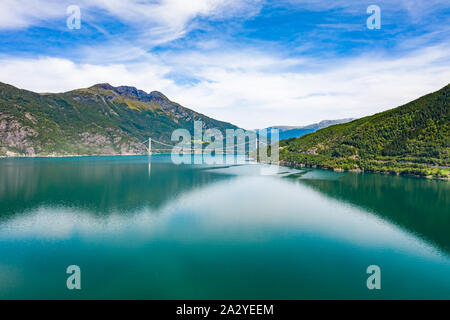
0,155,449,299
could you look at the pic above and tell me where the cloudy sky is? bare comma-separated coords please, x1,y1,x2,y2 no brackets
0,0,449,129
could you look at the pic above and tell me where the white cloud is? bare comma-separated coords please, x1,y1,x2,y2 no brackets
166,45,450,128
0,44,448,129
0,56,174,93
0,0,66,29
90,0,259,27
0,0,261,43
285,0,449,15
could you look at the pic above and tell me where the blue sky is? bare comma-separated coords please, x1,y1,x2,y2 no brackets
0,0,449,128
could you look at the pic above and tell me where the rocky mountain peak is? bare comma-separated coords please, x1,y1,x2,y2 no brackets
91,83,115,91
148,91,169,101
90,84,169,103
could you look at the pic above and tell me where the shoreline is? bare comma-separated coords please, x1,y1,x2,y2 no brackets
0,153,163,159
0,152,246,159
279,160,450,181
1,154,448,181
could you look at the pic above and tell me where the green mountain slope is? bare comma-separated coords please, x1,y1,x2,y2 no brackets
280,84,450,178
0,82,238,156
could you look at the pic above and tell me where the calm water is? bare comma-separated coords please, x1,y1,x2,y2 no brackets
0,155,449,299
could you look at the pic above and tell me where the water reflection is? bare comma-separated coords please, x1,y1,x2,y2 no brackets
1,157,448,255
290,171,450,254
0,157,448,299
0,156,236,220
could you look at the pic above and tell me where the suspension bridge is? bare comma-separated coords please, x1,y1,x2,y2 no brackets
139,135,271,155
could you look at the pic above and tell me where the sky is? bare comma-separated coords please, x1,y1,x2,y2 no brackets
0,0,449,129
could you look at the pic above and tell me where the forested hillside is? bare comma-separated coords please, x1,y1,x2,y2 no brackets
280,84,450,178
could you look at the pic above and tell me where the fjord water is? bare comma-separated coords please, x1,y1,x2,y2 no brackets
0,156,448,299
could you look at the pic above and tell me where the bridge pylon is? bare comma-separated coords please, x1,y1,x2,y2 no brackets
148,138,152,155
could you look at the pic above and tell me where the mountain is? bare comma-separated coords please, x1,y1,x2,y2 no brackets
265,118,354,140
280,84,450,178
0,82,238,156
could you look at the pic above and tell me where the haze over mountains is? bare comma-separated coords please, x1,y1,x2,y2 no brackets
265,119,355,140
0,82,238,156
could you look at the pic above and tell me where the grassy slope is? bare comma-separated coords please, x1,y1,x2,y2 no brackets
0,82,238,156
280,84,450,178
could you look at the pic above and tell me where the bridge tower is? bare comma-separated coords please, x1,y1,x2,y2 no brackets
148,138,152,155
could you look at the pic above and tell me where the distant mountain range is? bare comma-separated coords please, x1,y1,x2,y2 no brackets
0,82,238,156
280,84,450,178
264,118,355,140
